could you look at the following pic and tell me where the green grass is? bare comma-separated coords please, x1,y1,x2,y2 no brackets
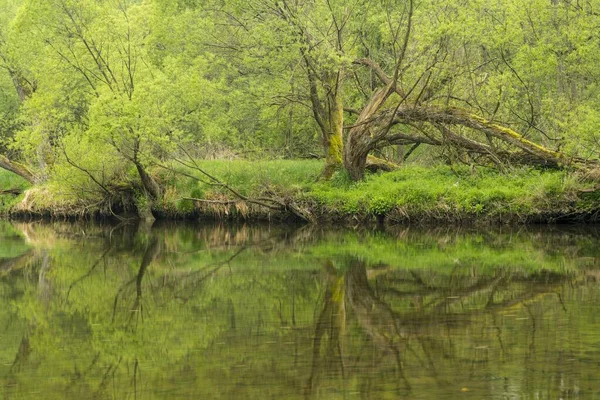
0,169,29,190
163,159,322,194
307,164,587,222
154,160,593,222
157,159,323,215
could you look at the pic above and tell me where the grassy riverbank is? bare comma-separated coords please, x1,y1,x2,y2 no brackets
2,160,599,224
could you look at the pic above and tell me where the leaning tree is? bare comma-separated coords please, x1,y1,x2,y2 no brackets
342,0,599,180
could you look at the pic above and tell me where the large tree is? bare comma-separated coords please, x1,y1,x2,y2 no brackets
4,0,220,205
341,0,598,180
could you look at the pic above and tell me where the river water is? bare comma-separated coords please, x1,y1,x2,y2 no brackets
1,221,600,399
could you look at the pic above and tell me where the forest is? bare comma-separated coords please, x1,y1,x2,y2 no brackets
2,0,600,222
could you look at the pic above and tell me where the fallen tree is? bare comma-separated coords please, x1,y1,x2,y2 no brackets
0,188,22,195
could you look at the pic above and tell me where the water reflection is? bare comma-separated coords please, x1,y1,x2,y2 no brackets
0,222,599,398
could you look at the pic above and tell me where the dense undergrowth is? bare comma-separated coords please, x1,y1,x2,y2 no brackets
2,160,599,224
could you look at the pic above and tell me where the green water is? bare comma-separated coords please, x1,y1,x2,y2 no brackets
1,221,600,399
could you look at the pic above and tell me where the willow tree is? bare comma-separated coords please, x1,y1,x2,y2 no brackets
0,0,36,183
341,0,599,180
272,1,352,176
202,0,373,176
35,0,164,199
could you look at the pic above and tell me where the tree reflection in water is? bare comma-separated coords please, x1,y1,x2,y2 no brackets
0,222,598,399
305,255,578,398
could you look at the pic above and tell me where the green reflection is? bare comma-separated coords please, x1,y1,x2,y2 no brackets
1,222,599,399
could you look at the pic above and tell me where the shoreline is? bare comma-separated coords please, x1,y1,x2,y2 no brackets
2,161,600,226
4,198,600,226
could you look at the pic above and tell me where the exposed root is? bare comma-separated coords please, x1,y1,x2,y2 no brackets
9,185,137,220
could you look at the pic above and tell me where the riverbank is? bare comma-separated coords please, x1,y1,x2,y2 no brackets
2,160,600,224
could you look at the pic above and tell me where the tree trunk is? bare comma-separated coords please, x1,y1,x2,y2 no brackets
344,127,373,181
0,155,35,183
344,103,595,180
343,84,395,180
322,89,344,178
303,48,344,179
134,161,161,200
9,69,36,102
0,59,38,183
394,106,590,168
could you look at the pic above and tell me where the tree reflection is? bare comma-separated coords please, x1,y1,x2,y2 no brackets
305,261,346,398
0,222,599,399
5,250,50,392
304,257,580,397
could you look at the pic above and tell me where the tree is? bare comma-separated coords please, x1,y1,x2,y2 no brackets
0,0,36,183
203,0,369,176
5,0,208,210
340,0,599,180
23,0,165,198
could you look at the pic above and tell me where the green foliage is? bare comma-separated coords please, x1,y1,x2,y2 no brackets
368,196,396,216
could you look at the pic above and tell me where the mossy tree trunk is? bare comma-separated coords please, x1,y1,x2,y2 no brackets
322,83,344,178
304,51,344,178
134,161,161,201
344,80,396,181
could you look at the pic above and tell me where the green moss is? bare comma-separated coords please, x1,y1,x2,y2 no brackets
327,133,343,165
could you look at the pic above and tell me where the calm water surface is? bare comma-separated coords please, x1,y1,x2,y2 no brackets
1,221,600,399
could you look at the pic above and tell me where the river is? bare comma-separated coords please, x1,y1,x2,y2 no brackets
1,221,599,399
